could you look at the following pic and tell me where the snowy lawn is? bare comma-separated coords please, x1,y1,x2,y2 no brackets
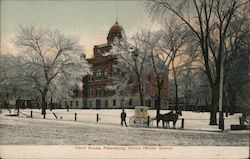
0,109,249,145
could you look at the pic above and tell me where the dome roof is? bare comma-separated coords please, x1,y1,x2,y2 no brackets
107,21,125,44
108,21,124,34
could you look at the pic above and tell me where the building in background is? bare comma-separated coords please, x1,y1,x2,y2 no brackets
80,21,169,109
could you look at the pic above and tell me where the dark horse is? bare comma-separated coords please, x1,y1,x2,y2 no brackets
156,111,182,129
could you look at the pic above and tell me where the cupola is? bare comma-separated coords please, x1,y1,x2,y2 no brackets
107,21,125,44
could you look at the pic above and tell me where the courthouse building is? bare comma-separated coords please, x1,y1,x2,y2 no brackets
79,21,169,109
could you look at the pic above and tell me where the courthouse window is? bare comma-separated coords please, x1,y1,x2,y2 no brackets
96,88,102,97
113,100,116,106
96,69,102,80
129,99,132,106
104,88,108,96
104,68,108,79
105,100,108,108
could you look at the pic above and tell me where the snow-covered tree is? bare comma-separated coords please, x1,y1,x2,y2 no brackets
0,54,37,108
13,26,90,114
0,55,7,84
107,35,151,106
135,31,171,118
134,26,190,118
0,54,18,106
112,27,188,118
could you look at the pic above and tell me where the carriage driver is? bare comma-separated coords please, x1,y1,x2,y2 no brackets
121,109,128,127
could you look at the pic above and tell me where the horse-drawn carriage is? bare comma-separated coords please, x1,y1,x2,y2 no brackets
129,106,182,128
129,106,154,127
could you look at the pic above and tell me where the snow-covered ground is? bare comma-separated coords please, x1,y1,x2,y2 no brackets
0,109,249,146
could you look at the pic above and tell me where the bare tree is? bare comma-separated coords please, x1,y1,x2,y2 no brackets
147,0,249,125
223,10,250,114
160,20,190,113
14,26,90,114
135,30,174,119
138,23,189,120
108,36,151,106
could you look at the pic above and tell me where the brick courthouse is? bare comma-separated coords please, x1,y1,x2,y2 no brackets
62,21,169,109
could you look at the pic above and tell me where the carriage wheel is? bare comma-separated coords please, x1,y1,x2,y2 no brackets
129,116,140,127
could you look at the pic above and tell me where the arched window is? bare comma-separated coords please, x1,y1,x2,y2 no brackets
88,89,92,97
96,88,102,97
104,88,108,96
95,69,102,80
104,68,108,79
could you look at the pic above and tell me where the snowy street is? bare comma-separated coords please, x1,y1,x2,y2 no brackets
0,109,249,146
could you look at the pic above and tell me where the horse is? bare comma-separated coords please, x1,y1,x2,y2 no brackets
156,111,182,129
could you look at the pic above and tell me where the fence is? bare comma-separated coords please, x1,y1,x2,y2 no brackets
0,109,243,130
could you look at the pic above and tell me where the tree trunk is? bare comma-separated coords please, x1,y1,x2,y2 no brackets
140,94,144,106
210,85,219,125
50,98,53,111
138,80,144,106
172,61,178,113
41,93,47,115
174,79,178,113
156,86,161,116
156,88,161,128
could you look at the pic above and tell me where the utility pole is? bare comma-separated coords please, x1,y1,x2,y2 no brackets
219,41,225,131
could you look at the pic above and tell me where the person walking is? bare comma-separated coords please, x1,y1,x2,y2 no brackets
66,104,69,112
121,109,128,127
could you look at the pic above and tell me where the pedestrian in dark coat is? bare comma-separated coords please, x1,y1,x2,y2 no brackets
66,104,69,112
121,109,128,127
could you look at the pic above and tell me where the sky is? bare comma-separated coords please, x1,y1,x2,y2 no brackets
1,0,159,58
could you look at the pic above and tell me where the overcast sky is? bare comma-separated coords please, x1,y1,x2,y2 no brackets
1,0,159,58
